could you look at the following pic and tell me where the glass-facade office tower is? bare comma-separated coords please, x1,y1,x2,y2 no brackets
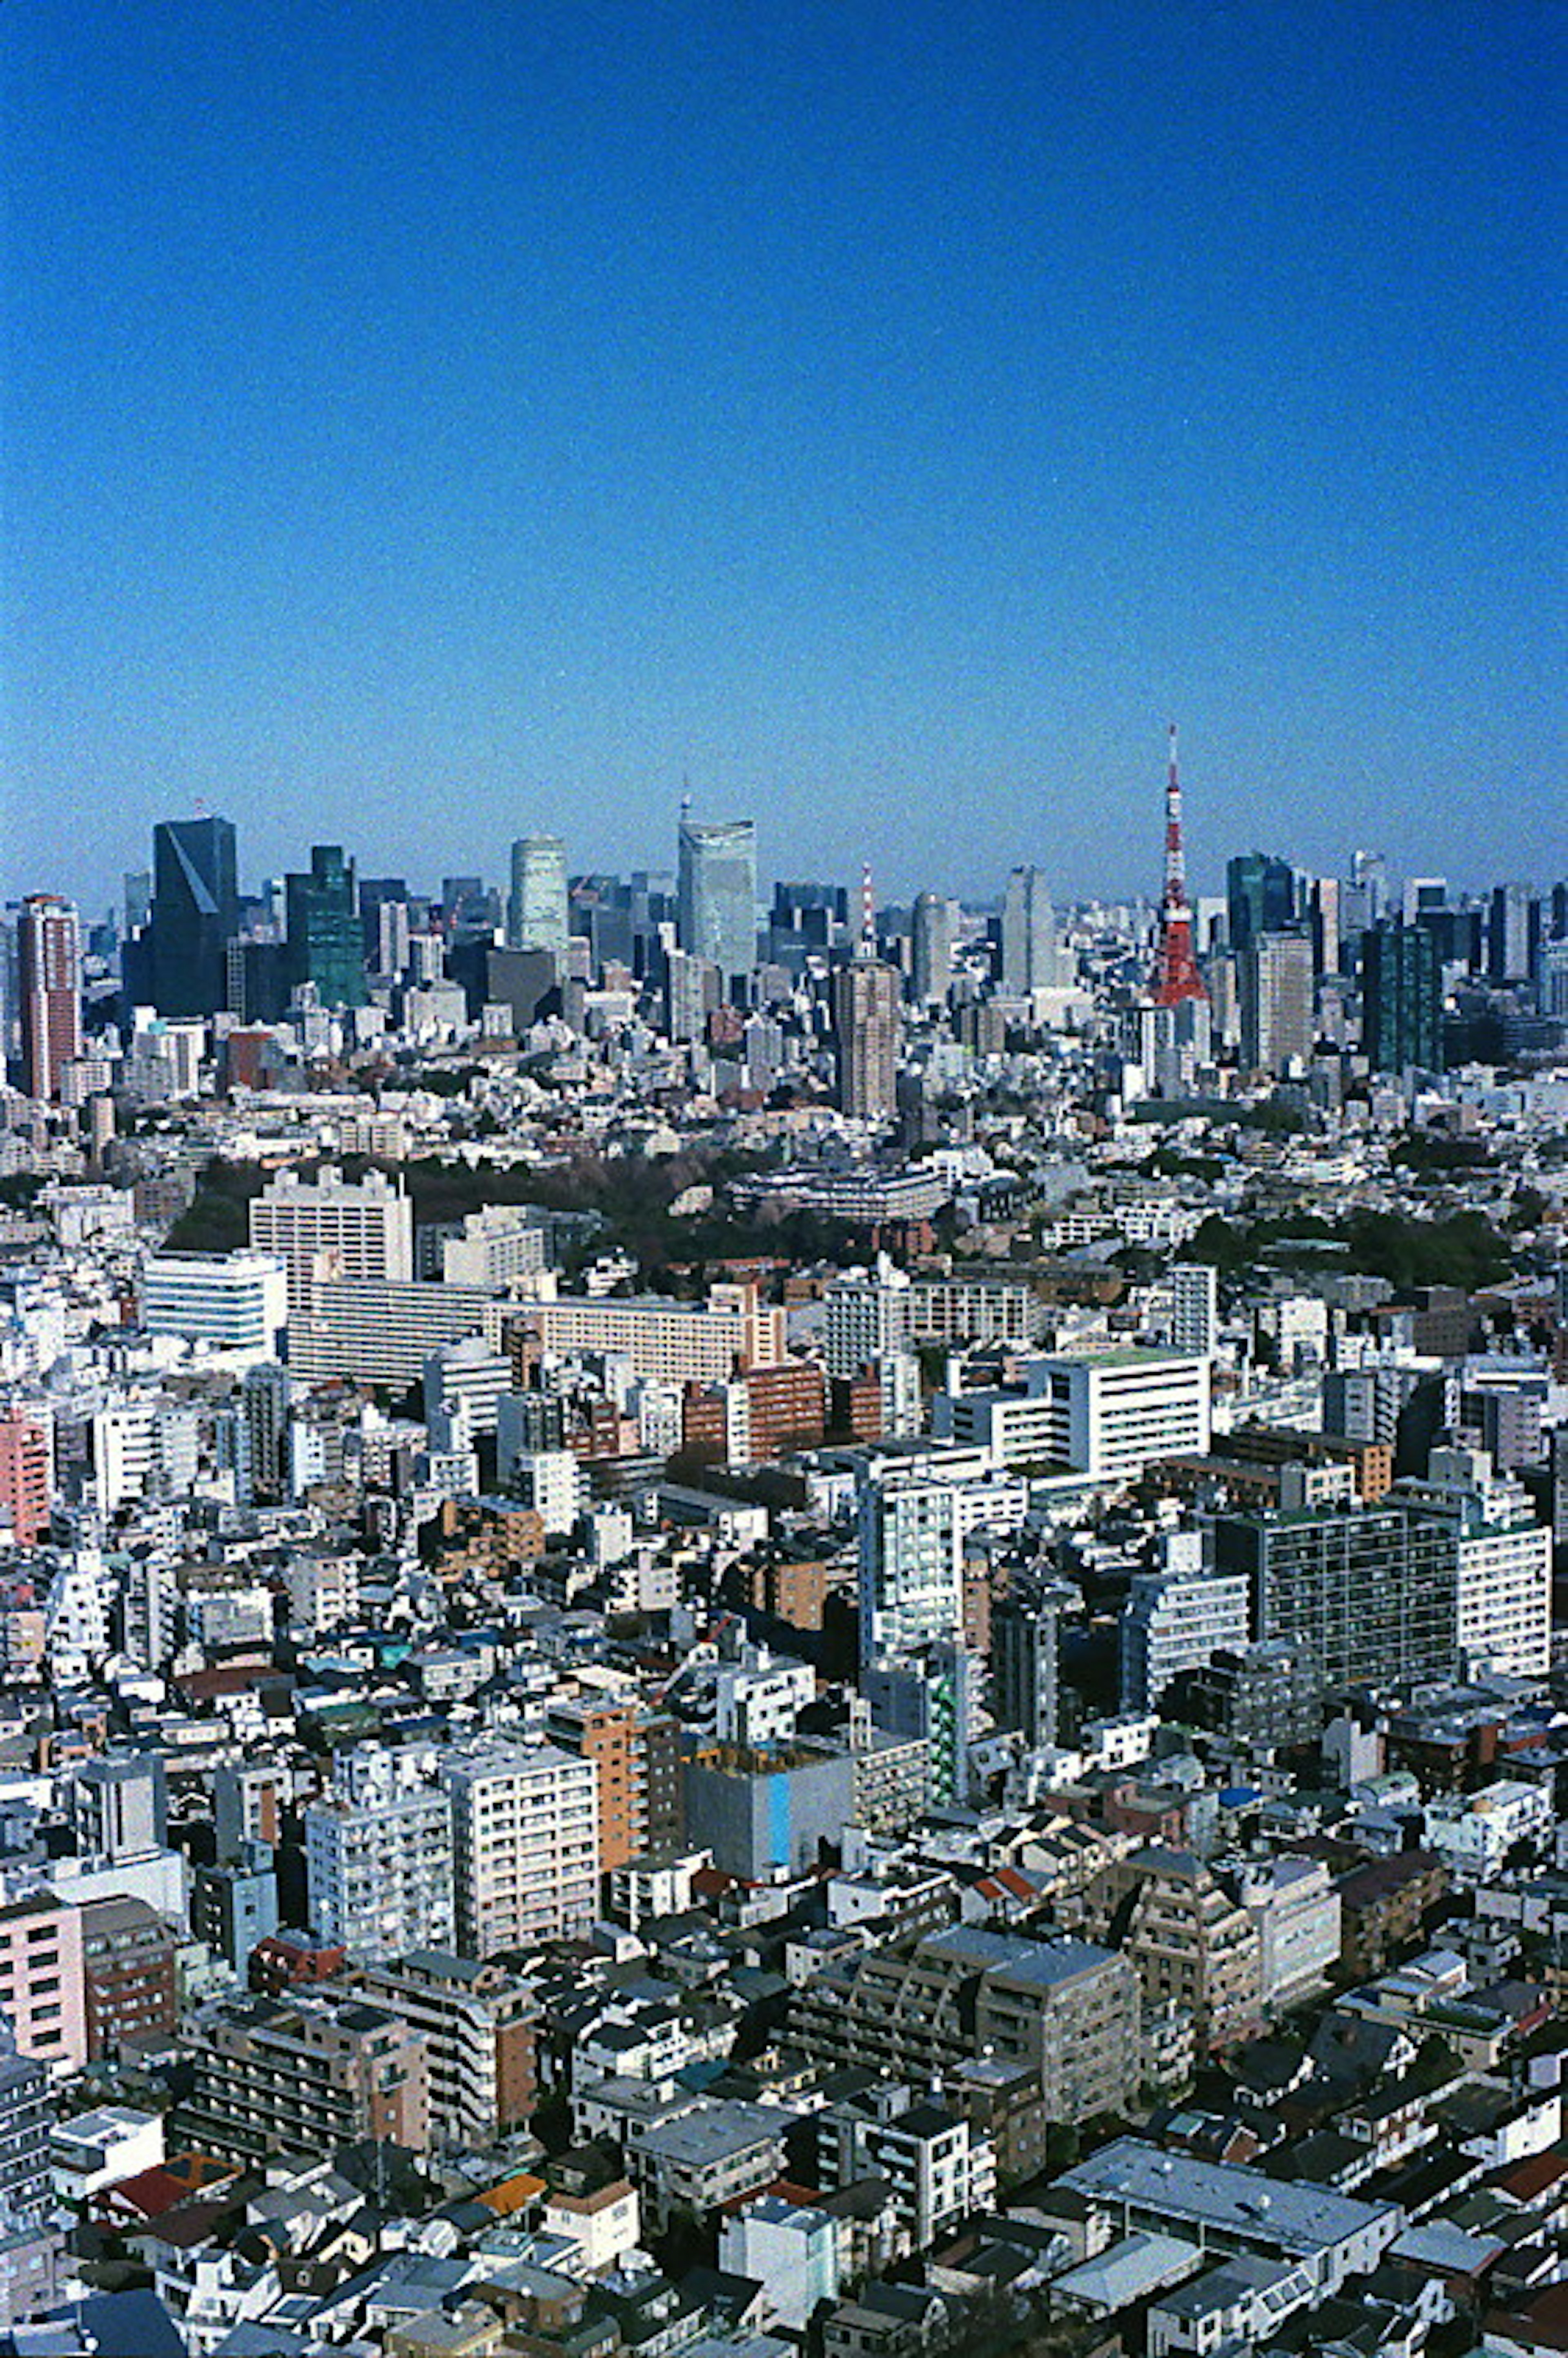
507,835,570,961
677,817,756,992
1361,918,1443,1073
1225,851,1295,956
285,845,364,1009
149,816,239,1016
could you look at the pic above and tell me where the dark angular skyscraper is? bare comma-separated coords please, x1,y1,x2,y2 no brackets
285,845,365,1009
148,816,239,1017
1362,917,1443,1073
1225,851,1296,957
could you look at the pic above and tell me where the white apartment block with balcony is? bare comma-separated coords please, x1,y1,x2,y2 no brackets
304,1746,454,1964
823,1257,913,1379
443,1740,599,1958
248,1164,413,1319
520,1281,784,1385
1120,1533,1250,1713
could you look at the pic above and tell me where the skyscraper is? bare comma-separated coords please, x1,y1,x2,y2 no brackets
833,956,901,1121
677,816,757,992
1362,918,1443,1073
1000,865,1058,993
506,835,570,962
1240,931,1314,1074
910,891,955,1005
1225,852,1296,957
1487,883,1536,984
17,895,82,1101
148,815,238,1016
285,845,364,1008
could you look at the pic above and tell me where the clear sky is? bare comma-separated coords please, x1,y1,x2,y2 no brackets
4,0,1563,916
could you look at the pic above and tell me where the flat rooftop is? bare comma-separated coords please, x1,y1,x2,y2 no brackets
1056,2138,1401,2258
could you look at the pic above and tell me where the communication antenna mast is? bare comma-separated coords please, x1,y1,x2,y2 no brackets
1151,723,1207,1005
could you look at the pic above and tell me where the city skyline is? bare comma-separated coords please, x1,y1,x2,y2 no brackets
6,1,1562,913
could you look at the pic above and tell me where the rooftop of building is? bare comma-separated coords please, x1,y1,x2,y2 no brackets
1056,2138,1402,2255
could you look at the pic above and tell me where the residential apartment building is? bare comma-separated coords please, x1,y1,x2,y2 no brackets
816,2085,995,2257
304,1747,455,1966
543,1699,683,1871
352,1950,535,2151
1213,1504,1460,1696
1393,1447,1551,1681
1076,1848,1261,2052
909,1277,1044,1349
517,1281,785,1385
178,1990,430,2163
1120,1541,1251,1713
443,1741,599,1958
789,1924,1140,2126
79,1896,178,2062
0,1896,86,2075
823,1260,914,1381
248,1164,413,1320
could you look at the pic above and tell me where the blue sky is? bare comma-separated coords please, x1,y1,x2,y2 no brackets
4,0,1563,914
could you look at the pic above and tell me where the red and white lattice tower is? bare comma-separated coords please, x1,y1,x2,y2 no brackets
1152,723,1207,1006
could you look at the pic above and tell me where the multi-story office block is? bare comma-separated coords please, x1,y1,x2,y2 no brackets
507,834,570,961
790,1924,1139,2126
304,1747,454,1966
17,896,81,1102
192,1847,280,1977
73,1756,167,1865
677,816,757,991
285,844,364,1007
910,891,955,1004
833,956,901,1121
939,1349,1210,1485
1213,1504,1460,1696
147,815,238,1017
1226,851,1295,955
1000,865,1060,993
0,1897,86,2075
177,1990,430,2163
140,1252,288,1366
1241,930,1314,1074
249,1164,413,1319
1362,917,1443,1072
443,1741,599,1957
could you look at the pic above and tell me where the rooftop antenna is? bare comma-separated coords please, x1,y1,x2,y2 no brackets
858,861,875,958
